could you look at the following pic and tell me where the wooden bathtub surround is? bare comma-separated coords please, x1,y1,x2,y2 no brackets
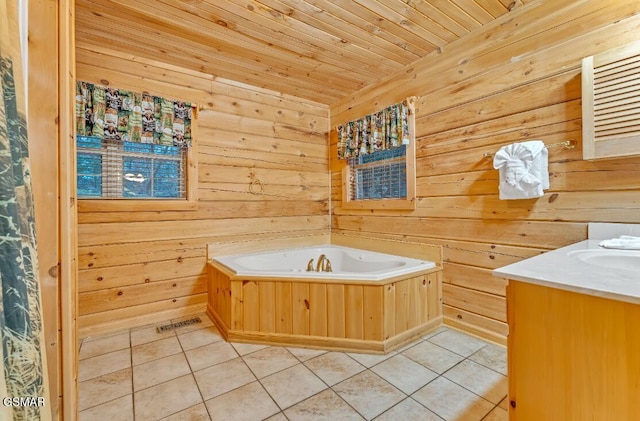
207,262,442,354
207,237,443,353
507,280,640,420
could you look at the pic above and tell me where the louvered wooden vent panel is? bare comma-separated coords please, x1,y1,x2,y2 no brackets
582,40,640,160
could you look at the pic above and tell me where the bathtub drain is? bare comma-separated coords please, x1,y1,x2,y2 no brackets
156,317,202,333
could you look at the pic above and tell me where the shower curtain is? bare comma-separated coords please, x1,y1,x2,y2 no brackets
0,0,51,419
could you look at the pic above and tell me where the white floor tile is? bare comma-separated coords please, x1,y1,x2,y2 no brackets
205,381,279,421
469,344,508,376
160,403,211,421
428,330,488,357
79,368,132,411
285,389,364,421
304,352,365,386
346,351,395,368
178,326,224,351
242,346,299,379
130,324,176,347
261,364,328,409
333,370,405,420
79,349,131,382
443,359,508,405
132,336,182,366
231,341,269,356
194,358,256,400
371,354,438,395
185,340,239,372
413,376,493,421
483,406,509,421
134,374,202,421
402,341,463,374
288,346,328,362
373,398,441,421
133,353,191,391
79,331,130,360
79,394,133,421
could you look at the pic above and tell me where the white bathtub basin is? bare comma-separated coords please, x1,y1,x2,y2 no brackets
567,249,640,272
213,245,435,281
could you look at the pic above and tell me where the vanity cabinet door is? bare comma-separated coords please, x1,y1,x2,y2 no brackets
505,283,517,419
507,280,640,420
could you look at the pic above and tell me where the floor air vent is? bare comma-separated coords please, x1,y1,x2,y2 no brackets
156,317,202,333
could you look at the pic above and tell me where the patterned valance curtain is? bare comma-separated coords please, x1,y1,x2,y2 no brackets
1,0,51,420
337,99,411,160
76,81,193,147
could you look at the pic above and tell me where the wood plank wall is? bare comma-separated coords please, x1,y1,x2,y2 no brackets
330,0,640,343
76,46,330,336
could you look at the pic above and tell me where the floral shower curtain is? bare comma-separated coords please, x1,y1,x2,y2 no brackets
0,0,50,420
336,100,411,159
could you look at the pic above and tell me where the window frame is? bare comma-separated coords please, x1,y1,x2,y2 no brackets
77,106,199,212
340,101,416,211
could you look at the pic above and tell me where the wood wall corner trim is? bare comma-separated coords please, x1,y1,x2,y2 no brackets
59,0,78,419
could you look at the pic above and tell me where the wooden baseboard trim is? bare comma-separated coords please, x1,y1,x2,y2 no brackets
79,303,206,339
443,316,507,346
207,306,443,354
383,317,443,352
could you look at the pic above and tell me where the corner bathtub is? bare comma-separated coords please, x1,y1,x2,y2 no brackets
207,245,443,353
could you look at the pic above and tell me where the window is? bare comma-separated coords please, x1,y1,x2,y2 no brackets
77,136,186,199
75,81,197,212
339,98,416,210
348,145,407,200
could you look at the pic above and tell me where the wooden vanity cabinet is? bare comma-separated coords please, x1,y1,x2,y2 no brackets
507,280,640,420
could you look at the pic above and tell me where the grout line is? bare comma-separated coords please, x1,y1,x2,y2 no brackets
380,397,446,421
173,324,213,421
243,347,298,412
78,393,133,415
131,338,183,368
77,332,134,415
480,402,507,421
305,357,364,415
437,355,507,410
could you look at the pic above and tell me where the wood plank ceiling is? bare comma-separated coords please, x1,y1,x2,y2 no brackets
75,0,524,104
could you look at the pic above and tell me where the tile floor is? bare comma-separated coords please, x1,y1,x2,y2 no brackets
79,315,508,421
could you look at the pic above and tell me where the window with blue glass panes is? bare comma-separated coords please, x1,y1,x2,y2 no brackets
349,145,407,200
77,136,103,197
76,135,186,199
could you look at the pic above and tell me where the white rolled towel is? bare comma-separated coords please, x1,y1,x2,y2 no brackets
599,235,640,250
493,140,549,200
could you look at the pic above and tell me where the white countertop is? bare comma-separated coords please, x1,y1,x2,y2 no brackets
493,239,640,305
